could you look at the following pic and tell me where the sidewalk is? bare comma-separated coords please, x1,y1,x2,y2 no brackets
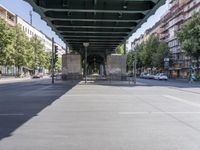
168,78,200,85
0,76,32,84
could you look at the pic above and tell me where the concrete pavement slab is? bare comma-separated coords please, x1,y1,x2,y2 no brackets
0,79,200,150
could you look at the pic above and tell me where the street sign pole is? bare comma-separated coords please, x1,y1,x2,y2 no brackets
51,38,55,84
83,43,89,84
133,51,137,85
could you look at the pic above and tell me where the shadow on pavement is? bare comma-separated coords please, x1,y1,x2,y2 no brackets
0,79,79,140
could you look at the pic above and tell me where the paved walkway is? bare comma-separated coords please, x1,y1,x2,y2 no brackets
0,76,50,84
0,76,31,83
0,80,200,150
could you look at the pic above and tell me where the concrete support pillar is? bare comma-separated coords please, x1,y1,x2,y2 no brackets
84,46,87,84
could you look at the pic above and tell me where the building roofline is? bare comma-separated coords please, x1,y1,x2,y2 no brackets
0,4,16,16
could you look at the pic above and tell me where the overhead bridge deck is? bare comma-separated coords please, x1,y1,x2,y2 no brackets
24,0,166,55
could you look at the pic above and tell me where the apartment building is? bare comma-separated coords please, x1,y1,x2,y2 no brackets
131,0,200,78
0,5,65,75
131,21,162,50
160,0,200,78
0,5,16,26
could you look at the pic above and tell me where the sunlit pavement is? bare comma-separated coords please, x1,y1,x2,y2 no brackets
0,79,200,150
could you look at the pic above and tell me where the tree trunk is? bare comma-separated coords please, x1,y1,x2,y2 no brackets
17,66,20,77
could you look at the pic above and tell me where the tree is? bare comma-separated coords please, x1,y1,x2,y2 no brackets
25,39,35,69
127,43,144,72
55,57,62,72
127,35,170,71
116,45,124,54
176,11,200,73
12,25,30,75
43,51,52,71
0,18,14,66
143,35,160,68
30,35,45,73
152,41,171,69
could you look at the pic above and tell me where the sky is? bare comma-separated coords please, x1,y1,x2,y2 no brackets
0,0,169,50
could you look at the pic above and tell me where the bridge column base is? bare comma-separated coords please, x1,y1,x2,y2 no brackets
106,54,127,80
62,54,82,80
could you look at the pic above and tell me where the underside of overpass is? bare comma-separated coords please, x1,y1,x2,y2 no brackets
24,0,166,76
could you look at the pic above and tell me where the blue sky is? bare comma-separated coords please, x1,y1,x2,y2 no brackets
0,0,169,50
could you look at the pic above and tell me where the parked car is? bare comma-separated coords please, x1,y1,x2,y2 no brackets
154,73,160,80
140,73,148,78
140,73,154,79
32,74,41,79
147,74,155,79
32,73,43,79
154,73,168,80
159,73,168,80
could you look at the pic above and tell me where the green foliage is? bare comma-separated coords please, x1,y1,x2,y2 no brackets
116,45,124,54
127,35,170,70
152,41,171,68
0,18,14,65
30,35,45,70
43,51,52,70
0,18,54,75
176,11,200,73
55,57,62,72
195,73,200,81
12,26,30,71
126,51,134,70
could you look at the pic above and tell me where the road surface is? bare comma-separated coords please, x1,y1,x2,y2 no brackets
0,78,200,150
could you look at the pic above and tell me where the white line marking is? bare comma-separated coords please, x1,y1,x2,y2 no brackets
163,95,200,108
119,112,200,115
0,113,24,116
65,94,158,97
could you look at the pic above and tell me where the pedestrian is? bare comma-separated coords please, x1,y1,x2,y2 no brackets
189,73,195,83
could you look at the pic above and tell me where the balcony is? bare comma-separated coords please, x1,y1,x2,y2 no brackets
6,18,16,26
165,36,177,43
0,12,16,26
160,33,169,40
0,12,6,19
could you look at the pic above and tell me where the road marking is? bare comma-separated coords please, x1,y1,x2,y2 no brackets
119,112,200,115
65,94,158,97
0,113,24,116
163,95,200,108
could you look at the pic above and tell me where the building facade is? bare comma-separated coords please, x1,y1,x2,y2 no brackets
0,5,16,26
131,21,162,49
131,0,200,78
160,0,200,78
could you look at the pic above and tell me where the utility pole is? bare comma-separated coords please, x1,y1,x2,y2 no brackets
29,11,32,25
133,51,137,85
51,38,55,84
83,43,89,84
34,36,37,75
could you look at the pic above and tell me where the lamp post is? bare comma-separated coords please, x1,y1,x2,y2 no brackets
51,38,55,84
83,42,89,84
133,51,137,85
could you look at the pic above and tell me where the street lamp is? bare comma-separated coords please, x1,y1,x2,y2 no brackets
83,42,89,84
133,51,137,85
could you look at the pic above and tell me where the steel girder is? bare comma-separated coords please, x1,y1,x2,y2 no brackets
24,0,166,54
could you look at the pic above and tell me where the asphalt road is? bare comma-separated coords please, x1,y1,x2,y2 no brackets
0,78,200,150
